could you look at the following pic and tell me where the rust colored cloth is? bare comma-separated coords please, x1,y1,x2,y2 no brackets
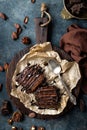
60,24,87,94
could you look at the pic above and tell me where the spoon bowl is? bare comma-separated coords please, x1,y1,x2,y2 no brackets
49,59,77,105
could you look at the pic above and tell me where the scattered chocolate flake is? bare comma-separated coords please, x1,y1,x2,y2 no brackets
79,99,86,112
8,118,13,125
11,126,18,130
30,126,36,130
0,84,3,91
38,127,45,130
12,111,23,122
0,12,8,20
24,16,29,24
28,112,36,118
3,63,9,71
0,65,4,72
11,32,18,40
31,0,36,3
14,23,21,29
22,36,31,44
1,100,12,116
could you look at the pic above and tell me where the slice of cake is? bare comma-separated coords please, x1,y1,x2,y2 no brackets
35,86,60,110
16,64,45,93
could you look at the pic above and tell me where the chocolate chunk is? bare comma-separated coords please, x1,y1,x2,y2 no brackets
24,16,29,24
1,100,12,116
11,32,18,40
22,37,31,44
0,12,8,20
12,111,23,122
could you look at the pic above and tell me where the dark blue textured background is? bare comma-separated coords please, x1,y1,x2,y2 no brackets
0,0,87,130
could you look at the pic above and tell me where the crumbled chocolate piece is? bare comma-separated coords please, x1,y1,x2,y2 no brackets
24,16,29,24
3,63,9,71
0,12,8,20
0,84,3,91
28,112,36,118
30,126,36,130
8,118,13,125
79,99,86,112
38,126,45,130
22,37,31,44
1,100,12,116
31,0,36,3
11,32,18,40
12,126,18,130
0,65,4,72
12,111,23,122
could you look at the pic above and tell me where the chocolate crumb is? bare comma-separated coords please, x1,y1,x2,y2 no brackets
12,111,23,122
0,12,8,20
1,100,12,116
31,0,36,3
24,16,29,24
11,32,18,40
22,37,31,44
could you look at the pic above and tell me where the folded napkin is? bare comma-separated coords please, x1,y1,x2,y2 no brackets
60,24,87,94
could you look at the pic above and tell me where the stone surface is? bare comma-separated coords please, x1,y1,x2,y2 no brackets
0,0,87,130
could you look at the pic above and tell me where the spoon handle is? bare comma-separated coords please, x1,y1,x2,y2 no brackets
58,75,76,105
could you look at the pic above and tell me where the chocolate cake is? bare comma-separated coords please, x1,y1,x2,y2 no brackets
6,42,81,119
16,64,45,93
35,86,60,110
